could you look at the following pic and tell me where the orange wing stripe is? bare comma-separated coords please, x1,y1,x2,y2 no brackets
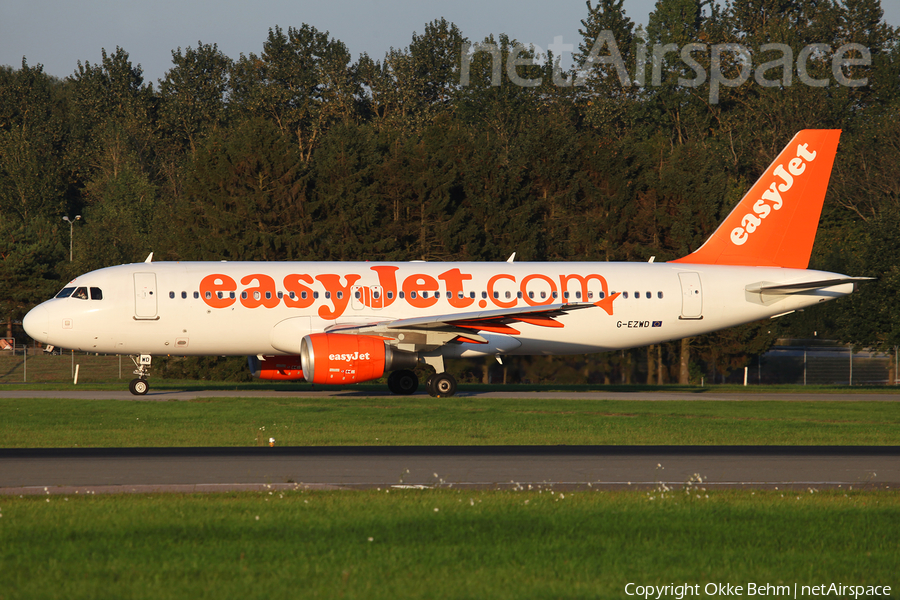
454,322,521,335
515,316,564,328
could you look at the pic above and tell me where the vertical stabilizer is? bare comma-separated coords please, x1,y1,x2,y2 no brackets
672,129,841,269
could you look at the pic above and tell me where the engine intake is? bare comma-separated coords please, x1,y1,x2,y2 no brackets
300,333,418,384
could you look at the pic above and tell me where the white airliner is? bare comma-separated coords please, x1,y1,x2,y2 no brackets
24,130,868,396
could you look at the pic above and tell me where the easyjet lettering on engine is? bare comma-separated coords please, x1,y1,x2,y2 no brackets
730,142,818,246
330,352,371,362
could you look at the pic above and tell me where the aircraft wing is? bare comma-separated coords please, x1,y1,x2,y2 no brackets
325,302,597,350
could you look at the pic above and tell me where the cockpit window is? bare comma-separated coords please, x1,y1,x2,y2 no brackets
55,286,102,300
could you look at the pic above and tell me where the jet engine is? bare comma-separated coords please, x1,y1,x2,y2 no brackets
299,333,418,384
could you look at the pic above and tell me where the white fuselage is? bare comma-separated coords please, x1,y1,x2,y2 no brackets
24,260,854,358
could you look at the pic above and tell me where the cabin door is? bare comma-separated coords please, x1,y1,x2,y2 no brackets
134,272,158,319
678,272,703,320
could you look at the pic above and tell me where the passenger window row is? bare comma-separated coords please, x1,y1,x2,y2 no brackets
615,291,665,299
168,289,665,302
55,284,662,304
182,291,324,301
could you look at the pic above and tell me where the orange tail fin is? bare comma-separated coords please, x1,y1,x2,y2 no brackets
672,129,841,269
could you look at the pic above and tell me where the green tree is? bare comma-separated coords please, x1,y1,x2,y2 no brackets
359,19,466,134
575,0,636,93
177,118,308,261
408,18,467,108
574,0,639,136
158,42,232,155
230,25,360,162
0,61,69,338
0,61,68,226
640,0,719,144
64,48,161,272
307,122,382,260
0,225,66,340
68,47,156,183
358,49,427,133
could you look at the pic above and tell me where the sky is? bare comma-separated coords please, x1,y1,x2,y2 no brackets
2,0,898,86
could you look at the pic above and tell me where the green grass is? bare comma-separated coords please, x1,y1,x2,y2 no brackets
1,396,899,447
1,489,897,600
5,364,897,599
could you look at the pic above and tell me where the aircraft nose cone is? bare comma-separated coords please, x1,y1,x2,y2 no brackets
23,305,49,343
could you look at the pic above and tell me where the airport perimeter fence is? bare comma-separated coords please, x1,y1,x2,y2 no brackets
738,345,899,386
1,342,898,386
0,349,129,384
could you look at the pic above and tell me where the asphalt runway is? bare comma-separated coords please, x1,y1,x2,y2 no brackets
1,446,897,495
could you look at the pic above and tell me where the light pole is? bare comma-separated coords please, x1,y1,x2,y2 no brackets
62,215,81,261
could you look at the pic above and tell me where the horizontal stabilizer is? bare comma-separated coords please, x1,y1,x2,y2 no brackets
746,277,874,295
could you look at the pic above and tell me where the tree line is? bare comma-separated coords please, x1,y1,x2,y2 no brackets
1,0,898,384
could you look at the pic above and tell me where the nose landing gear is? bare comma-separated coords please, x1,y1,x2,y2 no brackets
129,354,152,395
129,378,149,395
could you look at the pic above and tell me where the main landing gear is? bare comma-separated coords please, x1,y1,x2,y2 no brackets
386,369,458,397
387,369,419,395
418,354,457,398
129,354,152,396
426,372,457,398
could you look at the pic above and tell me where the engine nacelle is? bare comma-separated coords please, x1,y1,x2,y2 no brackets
300,333,418,384
247,355,305,380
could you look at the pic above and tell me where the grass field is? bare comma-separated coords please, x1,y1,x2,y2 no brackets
3,364,898,598
1,395,899,447
1,488,897,600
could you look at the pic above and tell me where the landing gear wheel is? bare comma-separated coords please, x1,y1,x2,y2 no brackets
387,371,399,393
129,378,149,396
388,370,419,395
425,374,436,396
429,372,457,398
129,355,152,396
